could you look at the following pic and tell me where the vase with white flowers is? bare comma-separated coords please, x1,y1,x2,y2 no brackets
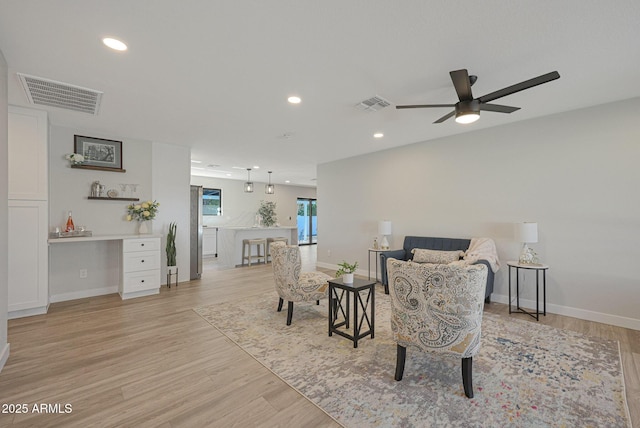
126,200,160,234
65,153,85,165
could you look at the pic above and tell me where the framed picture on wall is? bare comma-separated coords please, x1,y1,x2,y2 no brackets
74,135,123,170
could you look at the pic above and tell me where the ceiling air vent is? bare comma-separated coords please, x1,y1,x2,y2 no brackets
356,95,391,112
17,73,103,115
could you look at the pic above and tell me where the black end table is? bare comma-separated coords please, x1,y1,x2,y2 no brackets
507,261,549,321
328,277,376,348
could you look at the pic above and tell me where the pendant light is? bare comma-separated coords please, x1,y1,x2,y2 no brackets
265,171,275,194
244,168,254,193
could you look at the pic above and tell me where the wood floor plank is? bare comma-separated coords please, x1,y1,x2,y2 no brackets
0,247,636,427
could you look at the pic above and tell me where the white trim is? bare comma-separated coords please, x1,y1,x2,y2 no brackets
8,305,48,319
119,288,159,300
49,286,118,303
0,343,10,373
316,261,369,278
491,293,640,331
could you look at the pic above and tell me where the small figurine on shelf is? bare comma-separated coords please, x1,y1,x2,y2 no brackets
373,238,378,249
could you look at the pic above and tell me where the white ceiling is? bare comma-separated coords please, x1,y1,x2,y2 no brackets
1,1,639,187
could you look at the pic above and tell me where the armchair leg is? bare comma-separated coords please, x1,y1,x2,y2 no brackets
395,345,406,381
316,300,320,305
277,298,284,312
286,301,294,326
462,357,473,398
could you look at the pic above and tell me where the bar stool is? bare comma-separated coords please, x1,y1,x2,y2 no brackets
242,238,267,266
267,237,289,262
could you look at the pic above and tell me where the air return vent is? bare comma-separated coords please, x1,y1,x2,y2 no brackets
17,73,103,115
355,95,391,112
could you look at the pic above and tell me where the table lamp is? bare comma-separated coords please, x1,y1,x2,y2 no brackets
514,222,538,264
378,220,392,250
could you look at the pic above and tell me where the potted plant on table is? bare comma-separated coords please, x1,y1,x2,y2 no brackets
166,222,177,278
336,261,358,284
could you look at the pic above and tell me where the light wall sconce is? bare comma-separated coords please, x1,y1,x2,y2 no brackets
265,171,275,194
514,222,538,264
378,220,392,250
244,168,254,193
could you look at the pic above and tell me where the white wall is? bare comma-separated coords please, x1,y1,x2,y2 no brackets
152,142,190,283
48,125,154,301
190,176,316,228
318,97,640,330
0,49,10,371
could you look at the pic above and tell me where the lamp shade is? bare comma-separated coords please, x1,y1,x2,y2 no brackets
514,222,538,243
378,220,392,236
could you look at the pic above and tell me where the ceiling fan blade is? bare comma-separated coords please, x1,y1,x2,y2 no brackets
450,69,474,102
396,104,455,109
479,103,520,113
478,71,560,104
434,110,456,123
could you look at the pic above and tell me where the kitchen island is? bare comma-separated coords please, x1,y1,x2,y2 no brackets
217,226,298,268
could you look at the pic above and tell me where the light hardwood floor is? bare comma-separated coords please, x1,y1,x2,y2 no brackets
1,247,638,427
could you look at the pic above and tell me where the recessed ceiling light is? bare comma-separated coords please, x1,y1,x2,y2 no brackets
288,96,301,104
285,180,291,183
191,160,202,163
253,165,260,169
373,133,384,138
102,37,128,51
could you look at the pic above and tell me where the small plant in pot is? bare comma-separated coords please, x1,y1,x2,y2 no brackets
166,222,177,274
336,261,358,284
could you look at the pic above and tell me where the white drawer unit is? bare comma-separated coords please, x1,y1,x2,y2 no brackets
120,237,161,299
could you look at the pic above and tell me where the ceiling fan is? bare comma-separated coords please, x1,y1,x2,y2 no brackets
396,69,560,124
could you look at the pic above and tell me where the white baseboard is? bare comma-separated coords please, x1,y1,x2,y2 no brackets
316,261,370,279
0,343,9,373
491,293,640,331
49,286,119,303
8,305,48,319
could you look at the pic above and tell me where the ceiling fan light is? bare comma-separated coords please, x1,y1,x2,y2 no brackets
455,112,480,124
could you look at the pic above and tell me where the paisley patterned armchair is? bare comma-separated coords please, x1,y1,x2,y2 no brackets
387,258,488,398
271,241,331,325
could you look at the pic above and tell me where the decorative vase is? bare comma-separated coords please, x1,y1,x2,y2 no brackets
343,273,354,284
138,221,149,234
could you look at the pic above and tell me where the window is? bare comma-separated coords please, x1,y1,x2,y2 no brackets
203,188,222,216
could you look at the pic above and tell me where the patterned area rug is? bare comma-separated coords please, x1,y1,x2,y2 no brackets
194,292,630,427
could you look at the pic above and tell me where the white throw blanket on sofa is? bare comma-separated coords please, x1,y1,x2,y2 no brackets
464,237,500,273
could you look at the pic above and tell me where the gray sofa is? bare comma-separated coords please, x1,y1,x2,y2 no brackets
379,236,494,303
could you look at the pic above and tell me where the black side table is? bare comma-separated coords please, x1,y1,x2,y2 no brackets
328,277,376,348
507,261,549,321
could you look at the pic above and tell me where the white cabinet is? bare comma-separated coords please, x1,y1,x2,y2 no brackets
120,237,161,299
7,106,49,319
8,200,49,318
8,106,48,200
203,227,218,257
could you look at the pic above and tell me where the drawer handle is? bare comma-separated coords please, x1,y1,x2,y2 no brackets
141,280,145,283
141,260,145,263
141,243,145,246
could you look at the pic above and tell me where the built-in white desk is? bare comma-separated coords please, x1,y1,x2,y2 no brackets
217,226,298,268
49,234,162,301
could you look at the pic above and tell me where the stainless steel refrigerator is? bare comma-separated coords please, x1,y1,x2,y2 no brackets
190,185,203,279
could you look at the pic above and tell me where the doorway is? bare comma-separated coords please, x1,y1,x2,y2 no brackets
297,198,317,245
